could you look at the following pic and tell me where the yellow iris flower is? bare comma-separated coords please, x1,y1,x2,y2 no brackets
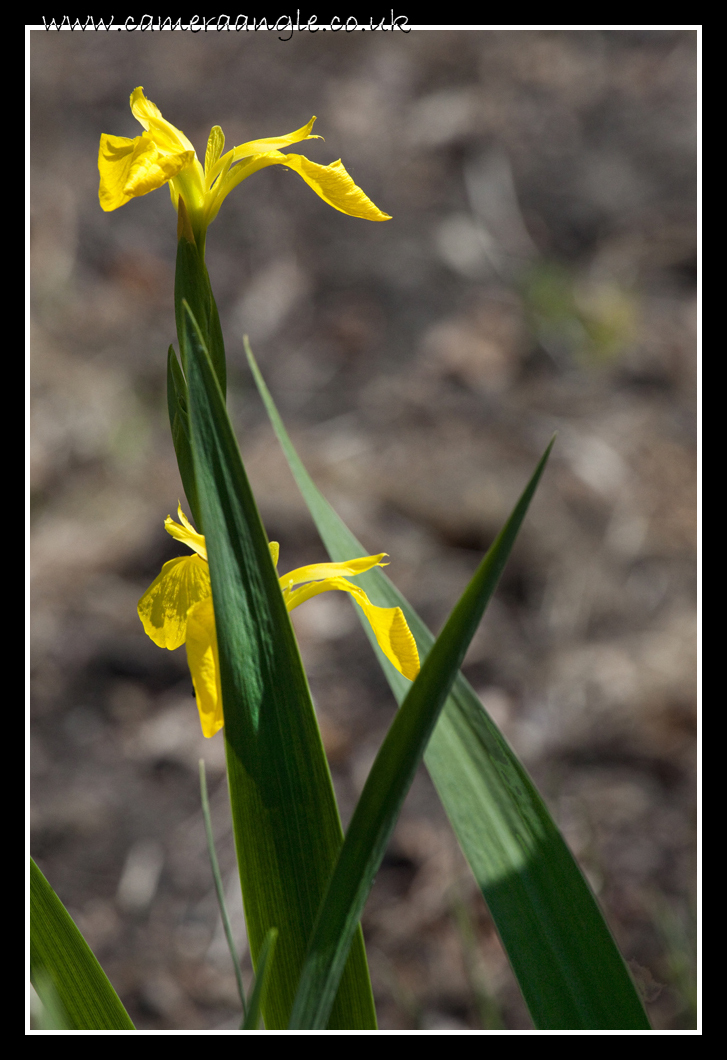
99,87,391,246
138,507,420,738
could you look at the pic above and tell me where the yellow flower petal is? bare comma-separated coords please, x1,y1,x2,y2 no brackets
230,116,321,162
137,554,211,649
126,134,195,198
97,134,139,211
286,576,419,680
269,541,280,568
99,89,202,215
205,125,226,183
129,86,163,129
130,87,196,154
281,154,392,221
279,554,387,593
204,150,289,224
164,506,208,560
203,117,320,217
185,596,224,738
102,93,391,235
98,131,194,211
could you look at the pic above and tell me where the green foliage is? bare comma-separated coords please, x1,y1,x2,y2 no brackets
30,858,135,1030
174,236,226,393
289,438,554,1028
181,300,376,1029
167,344,202,530
247,343,650,1030
242,929,279,1030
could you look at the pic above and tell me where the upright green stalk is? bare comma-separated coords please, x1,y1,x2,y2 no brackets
169,235,376,1028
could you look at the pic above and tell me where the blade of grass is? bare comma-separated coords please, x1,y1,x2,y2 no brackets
30,858,135,1030
199,759,247,1018
289,441,553,1028
247,341,650,1030
241,929,279,1030
182,302,376,1029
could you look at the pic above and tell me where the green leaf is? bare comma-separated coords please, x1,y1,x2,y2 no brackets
167,345,202,530
246,343,650,1030
242,928,278,1030
290,441,554,1029
182,303,376,1029
30,858,135,1030
175,235,226,396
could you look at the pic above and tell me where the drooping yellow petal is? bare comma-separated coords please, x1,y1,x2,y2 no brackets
164,506,207,560
137,554,211,649
281,154,392,221
279,554,388,593
185,596,224,738
208,148,391,226
286,576,419,680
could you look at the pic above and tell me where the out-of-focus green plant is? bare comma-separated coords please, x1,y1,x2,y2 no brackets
30,88,651,1032
523,259,638,365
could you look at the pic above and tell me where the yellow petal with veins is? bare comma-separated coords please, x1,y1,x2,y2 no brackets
286,576,419,680
281,154,392,221
98,132,195,211
137,553,211,649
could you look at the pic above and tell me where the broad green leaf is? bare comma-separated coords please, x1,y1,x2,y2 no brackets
290,442,554,1029
167,344,202,531
182,302,376,1029
30,858,135,1030
246,343,650,1030
242,928,278,1030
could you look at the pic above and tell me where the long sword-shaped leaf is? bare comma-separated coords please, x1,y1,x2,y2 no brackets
171,229,227,530
174,211,226,395
242,928,278,1030
167,344,202,530
247,343,650,1030
182,303,376,1029
290,442,553,1029
30,858,135,1030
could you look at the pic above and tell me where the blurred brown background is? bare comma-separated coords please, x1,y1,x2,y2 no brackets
29,29,697,1030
